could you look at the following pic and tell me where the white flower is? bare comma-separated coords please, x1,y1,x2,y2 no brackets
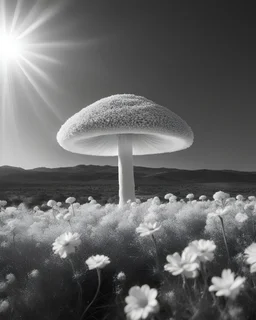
124,284,159,320
188,239,216,262
47,200,57,207
186,193,194,201
34,206,39,211
28,269,39,279
136,222,161,237
164,247,200,278
52,232,81,258
57,202,62,207
213,191,230,202
6,273,16,284
164,193,174,200
0,299,10,313
65,197,76,204
136,199,141,204
248,196,256,202
199,195,207,201
169,195,177,202
63,213,72,221
209,269,245,299
244,243,256,273
90,199,97,205
235,212,248,223
86,255,110,270
88,196,94,201
116,271,126,281
236,195,244,201
208,206,232,218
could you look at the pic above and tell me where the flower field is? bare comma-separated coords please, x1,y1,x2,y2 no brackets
1,191,256,320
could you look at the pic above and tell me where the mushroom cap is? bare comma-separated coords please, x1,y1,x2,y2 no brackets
57,94,194,156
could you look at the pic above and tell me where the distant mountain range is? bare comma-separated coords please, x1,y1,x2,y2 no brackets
0,164,256,185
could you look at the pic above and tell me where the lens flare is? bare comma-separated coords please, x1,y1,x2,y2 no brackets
0,0,72,164
0,31,23,62
0,32,24,63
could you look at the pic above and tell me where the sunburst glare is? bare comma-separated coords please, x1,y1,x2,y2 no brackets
0,0,72,164
0,32,25,63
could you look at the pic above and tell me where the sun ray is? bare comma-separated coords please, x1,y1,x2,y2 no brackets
16,60,62,120
14,0,42,37
18,1,65,40
0,0,84,164
19,55,58,89
25,40,87,49
22,50,61,65
10,0,23,33
15,65,48,122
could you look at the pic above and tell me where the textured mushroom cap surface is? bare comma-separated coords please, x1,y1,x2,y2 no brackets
57,94,194,156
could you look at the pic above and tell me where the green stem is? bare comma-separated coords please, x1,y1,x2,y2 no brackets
182,275,195,311
151,234,160,272
200,263,208,297
80,268,101,320
68,259,83,313
219,216,231,266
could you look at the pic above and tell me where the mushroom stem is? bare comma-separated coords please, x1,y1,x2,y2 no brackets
117,134,135,206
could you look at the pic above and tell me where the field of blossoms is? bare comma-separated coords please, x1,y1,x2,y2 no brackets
1,191,256,320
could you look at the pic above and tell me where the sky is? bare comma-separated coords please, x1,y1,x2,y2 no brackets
0,0,255,171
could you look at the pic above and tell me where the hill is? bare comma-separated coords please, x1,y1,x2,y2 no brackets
0,165,256,207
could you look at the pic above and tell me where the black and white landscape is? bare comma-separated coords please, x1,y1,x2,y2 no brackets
1,164,256,206
1,1,256,320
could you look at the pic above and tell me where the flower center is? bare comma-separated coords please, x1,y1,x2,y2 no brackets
138,296,148,308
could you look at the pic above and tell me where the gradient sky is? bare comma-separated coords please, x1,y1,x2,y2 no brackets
0,0,255,171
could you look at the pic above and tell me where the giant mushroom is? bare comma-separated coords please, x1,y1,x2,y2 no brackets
57,94,194,206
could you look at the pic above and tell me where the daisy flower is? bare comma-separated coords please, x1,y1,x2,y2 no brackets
0,299,10,313
164,247,200,278
188,239,216,262
47,200,57,207
125,284,159,320
136,222,161,237
65,197,76,204
186,193,194,201
213,191,230,203
208,206,232,218
209,269,245,299
244,243,256,273
85,255,110,270
52,232,81,259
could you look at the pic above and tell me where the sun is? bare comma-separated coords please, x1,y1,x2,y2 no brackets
0,0,74,164
0,31,24,63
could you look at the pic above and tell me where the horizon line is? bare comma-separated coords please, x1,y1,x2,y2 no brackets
0,164,256,174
